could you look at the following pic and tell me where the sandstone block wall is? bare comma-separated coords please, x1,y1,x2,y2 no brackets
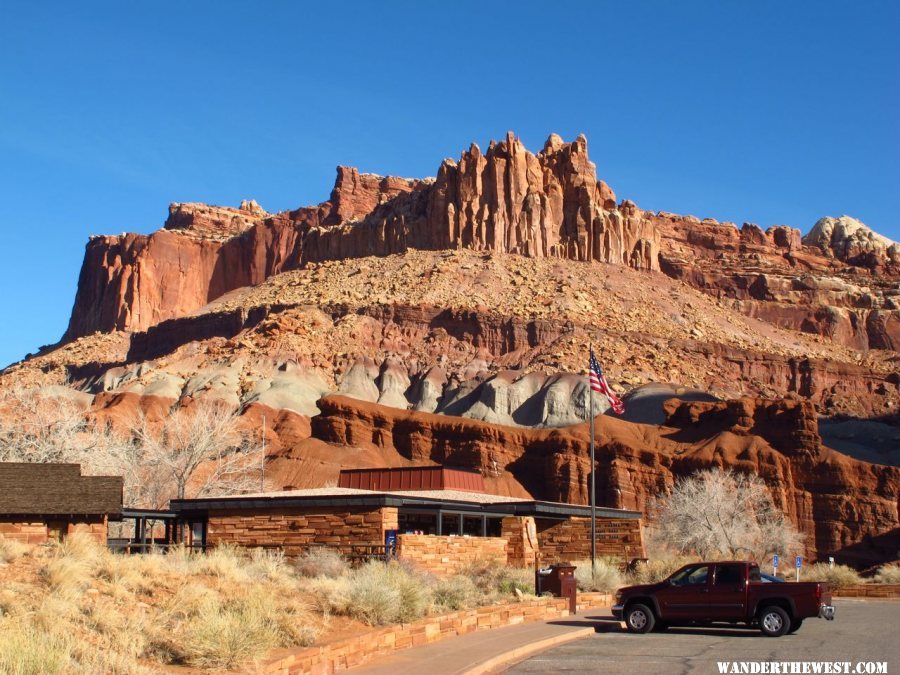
0,521,48,544
396,534,508,575
206,505,398,556
262,593,613,674
833,584,900,598
536,516,644,563
0,517,108,545
68,518,108,543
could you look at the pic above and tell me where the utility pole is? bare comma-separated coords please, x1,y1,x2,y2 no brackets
260,415,266,492
589,348,596,579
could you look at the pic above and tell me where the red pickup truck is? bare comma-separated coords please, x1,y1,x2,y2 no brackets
612,560,835,637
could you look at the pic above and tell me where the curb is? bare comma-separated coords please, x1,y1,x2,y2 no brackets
461,626,596,675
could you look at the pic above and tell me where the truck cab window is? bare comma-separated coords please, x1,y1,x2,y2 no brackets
714,564,744,585
670,565,709,586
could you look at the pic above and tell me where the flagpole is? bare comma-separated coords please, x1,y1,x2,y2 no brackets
589,348,596,579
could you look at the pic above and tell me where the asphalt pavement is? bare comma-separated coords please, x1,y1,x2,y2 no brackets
506,600,900,675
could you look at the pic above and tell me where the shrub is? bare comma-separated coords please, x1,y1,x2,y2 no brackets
573,558,623,592
344,561,430,626
873,563,900,584
431,574,481,611
190,544,250,583
294,547,349,579
0,622,72,675
249,547,291,582
0,537,30,564
463,561,534,599
180,591,278,669
304,575,352,617
800,563,862,588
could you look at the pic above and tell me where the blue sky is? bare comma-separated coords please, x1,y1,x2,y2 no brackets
0,1,897,368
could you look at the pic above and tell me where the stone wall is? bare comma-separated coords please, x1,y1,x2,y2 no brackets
262,592,613,674
833,584,900,598
396,534,508,576
206,506,398,556
536,517,644,563
0,516,108,544
0,521,48,544
68,518,108,543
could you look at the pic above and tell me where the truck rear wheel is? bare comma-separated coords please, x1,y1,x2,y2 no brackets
758,606,790,637
625,603,656,634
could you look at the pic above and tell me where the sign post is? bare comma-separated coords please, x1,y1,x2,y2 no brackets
795,555,802,582
773,554,779,578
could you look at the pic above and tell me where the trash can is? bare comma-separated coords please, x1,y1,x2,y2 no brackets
535,563,577,613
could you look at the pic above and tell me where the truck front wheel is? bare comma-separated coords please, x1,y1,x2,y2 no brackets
758,606,790,637
625,603,656,634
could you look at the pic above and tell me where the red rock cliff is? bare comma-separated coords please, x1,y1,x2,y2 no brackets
64,131,898,352
65,133,662,338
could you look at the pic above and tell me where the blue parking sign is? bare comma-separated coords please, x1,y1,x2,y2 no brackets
795,555,802,568
773,554,779,567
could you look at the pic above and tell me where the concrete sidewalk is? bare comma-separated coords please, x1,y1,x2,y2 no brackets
348,609,614,675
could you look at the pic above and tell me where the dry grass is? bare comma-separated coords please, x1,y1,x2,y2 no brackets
305,558,538,626
800,563,863,588
0,621,73,675
624,556,693,585
294,546,350,579
0,536,30,564
873,563,900,584
573,557,623,592
0,534,322,672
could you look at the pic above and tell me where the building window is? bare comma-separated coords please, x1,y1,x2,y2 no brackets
398,511,437,535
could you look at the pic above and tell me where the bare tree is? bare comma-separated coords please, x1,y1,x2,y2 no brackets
651,468,804,561
0,388,98,463
136,400,265,502
0,388,267,511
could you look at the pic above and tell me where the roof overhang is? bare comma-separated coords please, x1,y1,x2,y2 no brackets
169,492,642,520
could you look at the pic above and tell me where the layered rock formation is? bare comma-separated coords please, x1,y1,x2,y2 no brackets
304,133,660,270
63,132,899,355
64,133,664,338
804,216,900,271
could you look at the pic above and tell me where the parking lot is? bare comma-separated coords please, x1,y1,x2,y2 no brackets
507,600,899,674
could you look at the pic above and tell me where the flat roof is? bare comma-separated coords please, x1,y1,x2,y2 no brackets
170,487,642,520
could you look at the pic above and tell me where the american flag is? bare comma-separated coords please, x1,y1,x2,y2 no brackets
589,350,625,415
